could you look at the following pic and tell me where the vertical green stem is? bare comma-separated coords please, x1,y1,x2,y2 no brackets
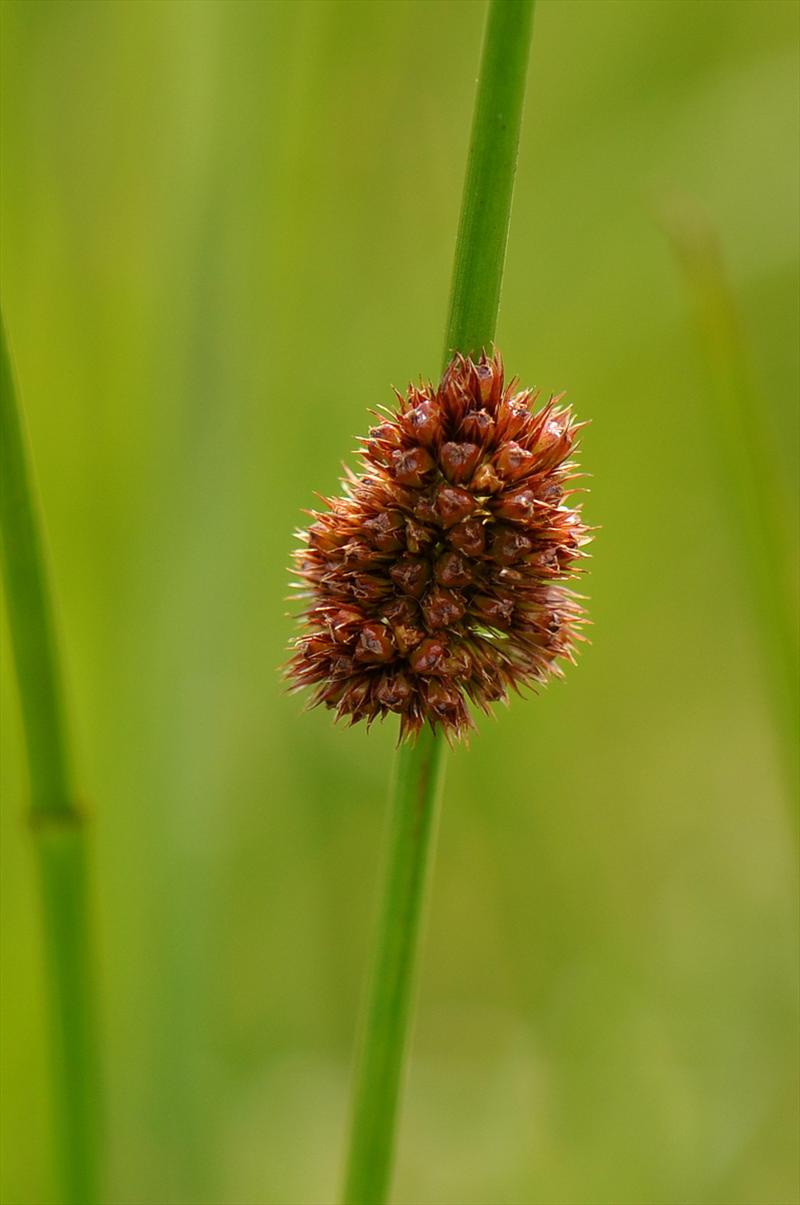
664,206,800,831
341,727,446,1205
0,314,100,1205
444,0,537,362
341,3,535,1202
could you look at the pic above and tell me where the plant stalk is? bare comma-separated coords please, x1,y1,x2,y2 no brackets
341,3,535,1202
341,727,446,1205
0,314,100,1205
663,204,800,832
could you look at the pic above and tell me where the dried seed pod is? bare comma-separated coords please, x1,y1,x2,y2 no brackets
491,526,534,565
375,670,413,711
389,556,431,598
354,622,396,664
434,550,474,588
420,586,467,630
287,351,589,741
403,401,442,446
459,408,495,445
409,637,448,675
363,510,406,552
392,446,436,487
447,517,486,557
439,441,482,484
434,484,477,528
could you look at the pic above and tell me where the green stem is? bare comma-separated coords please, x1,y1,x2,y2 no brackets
444,0,537,362
0,314,100,1205
341,728,446,1205
341,4,535,1202
663,205,800,833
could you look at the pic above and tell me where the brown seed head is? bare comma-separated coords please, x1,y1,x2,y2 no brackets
286,352,589,742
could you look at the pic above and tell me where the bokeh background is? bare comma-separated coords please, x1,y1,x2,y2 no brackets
1,1,798,1203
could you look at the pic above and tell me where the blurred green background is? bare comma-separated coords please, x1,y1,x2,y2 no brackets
1,1,798,1203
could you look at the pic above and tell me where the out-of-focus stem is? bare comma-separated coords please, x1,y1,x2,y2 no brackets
664,202,799,829
0,314,100,1204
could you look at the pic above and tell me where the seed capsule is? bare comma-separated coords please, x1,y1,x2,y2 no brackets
448,517,486,557
492,527,534,565
308,521,347,552
440,441,482,484
329,607,365,640
343,541,375,567
435,484,476,528
472,594,514,626
421,587,466,629
389,556,431,598
376,671,413,710
494,487,537,523
474,361,495,404
409,637,448,675
382,598,426,654
424,679,465,725
459,409,495,444
365,421,404,464
494,440,536,481
348,574,391,603
434,550,474,588
392,446,436,487
363,510,405,552
405,517,436,555
354,621,396,663
404,401,441,446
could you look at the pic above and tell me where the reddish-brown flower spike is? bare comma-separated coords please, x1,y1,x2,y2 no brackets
287,352,590,742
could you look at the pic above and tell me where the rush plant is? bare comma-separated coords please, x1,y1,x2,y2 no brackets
286,3,589,1202
0,316,100,1205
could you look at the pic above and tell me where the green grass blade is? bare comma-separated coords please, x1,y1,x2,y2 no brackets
0,314,100,1205
663,204,800,833
0,318,72,817
341,4,535,1202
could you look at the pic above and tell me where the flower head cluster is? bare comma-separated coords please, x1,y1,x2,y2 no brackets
287,352,589,741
